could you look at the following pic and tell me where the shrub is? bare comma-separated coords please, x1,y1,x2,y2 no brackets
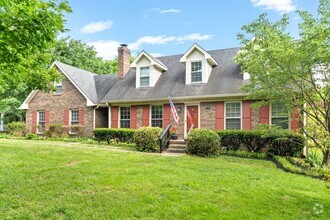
133,127,163,152
218,149,268,160
7,122,25,136
186,129,220,157
70,125,85,136
45,124,68,138
25,133,38,140
93,128,135,143
308,148,324,168
215,130,305,156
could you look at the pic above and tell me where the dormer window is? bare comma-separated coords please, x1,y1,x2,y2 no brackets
180,44,218,85
140,67,150,87
191,61,202,82
54,80,62,94
131,51,167,89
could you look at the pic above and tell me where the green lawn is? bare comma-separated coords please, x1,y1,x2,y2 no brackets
0,139,329,219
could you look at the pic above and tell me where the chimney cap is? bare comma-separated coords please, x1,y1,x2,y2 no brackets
120,43,128,47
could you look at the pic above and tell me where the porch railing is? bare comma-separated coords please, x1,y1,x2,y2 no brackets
184,124,194,140
159,124,172,153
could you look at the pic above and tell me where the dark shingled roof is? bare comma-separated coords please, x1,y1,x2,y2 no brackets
101,47,243,103
55,47,243,104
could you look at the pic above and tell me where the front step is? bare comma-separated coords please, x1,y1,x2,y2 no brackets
166,139,186,154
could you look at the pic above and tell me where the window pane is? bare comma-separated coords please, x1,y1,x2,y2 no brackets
120,107,130,128
140,67,150,77
55,80,62,94
226,118,241,130
226,103,241,118
38,111,45,133
151,106,163,128
191,61,202,82
271,103,288,117
71,110,79,125
271,118,289,129
191,72,202,82
191,61,202,72
140,77,149,87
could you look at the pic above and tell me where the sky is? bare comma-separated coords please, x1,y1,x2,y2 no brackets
63,0,319,60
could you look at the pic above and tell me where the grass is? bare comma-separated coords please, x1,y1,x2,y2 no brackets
0,139,329,219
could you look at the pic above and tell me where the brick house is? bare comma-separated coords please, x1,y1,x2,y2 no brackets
20,43,299,137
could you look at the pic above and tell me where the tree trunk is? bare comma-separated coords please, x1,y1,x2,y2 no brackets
322,149,329,166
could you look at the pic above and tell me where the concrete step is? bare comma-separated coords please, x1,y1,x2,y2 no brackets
168,144,186,149
169,139,186,145
166,148,186,153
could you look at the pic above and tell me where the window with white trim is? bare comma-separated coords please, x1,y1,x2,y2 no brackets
140,67,150,87
151,105,163,128
191,61,202,82
120,107,130,128
225,102,241,130
271,103,289,129
37,110,45,133
70,109,79,126
54,80,62,94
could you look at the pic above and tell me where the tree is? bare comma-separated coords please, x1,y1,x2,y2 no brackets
235,0,330,165
0,0,71,121
52,37,116,74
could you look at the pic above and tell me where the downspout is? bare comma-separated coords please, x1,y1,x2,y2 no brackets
107,103,111,128
93,106,100,130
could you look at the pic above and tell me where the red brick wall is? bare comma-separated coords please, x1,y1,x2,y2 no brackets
26,68,94,136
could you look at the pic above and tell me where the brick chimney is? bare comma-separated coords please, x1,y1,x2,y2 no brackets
117,44,130,78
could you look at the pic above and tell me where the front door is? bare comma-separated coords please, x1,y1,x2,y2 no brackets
186,105,199,133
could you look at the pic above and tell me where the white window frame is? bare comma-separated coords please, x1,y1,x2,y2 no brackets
191,60,203,83
224,101,242,130
69,109,79,134
140,66,150,87
54,80,62,95
37,110,45,134
119,106,131,128
270,103,290,129
150,105,163,128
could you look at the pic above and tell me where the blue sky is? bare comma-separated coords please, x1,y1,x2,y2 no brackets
63,0,319,60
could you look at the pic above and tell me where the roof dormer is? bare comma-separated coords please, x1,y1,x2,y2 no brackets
131,51,167,88
180,43,218,85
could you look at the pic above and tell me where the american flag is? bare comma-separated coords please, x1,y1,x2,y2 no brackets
169,98,179,123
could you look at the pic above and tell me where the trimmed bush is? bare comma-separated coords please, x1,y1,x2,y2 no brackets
93,128,135,143
186,129,220,157
215,130,305,157
133,127,163,152
7,122,25,136
25,133,38,140
70,125,85,136
45,124,68,138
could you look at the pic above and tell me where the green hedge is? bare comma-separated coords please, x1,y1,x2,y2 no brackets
134,127,163,152
215,130,305,157
186,129,220,157
93,128,135,143
7,122,25,136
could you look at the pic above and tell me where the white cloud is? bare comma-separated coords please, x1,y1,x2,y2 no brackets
128,33,213,50
159,9,180,14
80,20,113,34
145,8,180,14
88,33,213,60
87,40,121,60
251,0,296,14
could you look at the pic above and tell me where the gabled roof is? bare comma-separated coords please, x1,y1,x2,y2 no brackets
101,47,243,103
19,61,115,109
131,50,168,71
180,43,218,66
